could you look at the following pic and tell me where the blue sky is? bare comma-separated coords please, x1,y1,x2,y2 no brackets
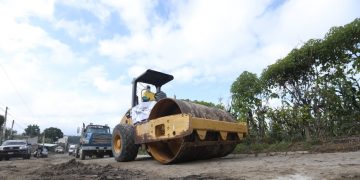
0,0,359,135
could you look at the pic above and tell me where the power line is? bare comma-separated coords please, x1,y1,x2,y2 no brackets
3,111,28,131
0,105,31,129
14,121,26,130
0,106,5,112
0,63,34,116
7,113,27,128
0,104,27,130
0,105,27,133
0,101,7,108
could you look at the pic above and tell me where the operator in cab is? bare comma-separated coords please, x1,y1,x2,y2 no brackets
142,85,155,102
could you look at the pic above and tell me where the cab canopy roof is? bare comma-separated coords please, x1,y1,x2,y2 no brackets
134,69,173,87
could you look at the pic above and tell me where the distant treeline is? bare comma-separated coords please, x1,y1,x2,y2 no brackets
230,18,360,143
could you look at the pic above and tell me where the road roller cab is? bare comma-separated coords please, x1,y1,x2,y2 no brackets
112,69,248,164
131,69,173,107
127,69,174,125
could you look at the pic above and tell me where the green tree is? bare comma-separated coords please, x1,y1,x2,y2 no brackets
231,71,267,140
24,124,41,137
260,18,360,141
315,18,360,136
5,128,17,139
43,127,63,143
182,99,225,110
192,100,225,110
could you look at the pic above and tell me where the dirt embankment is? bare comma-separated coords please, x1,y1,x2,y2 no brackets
310,136,360,153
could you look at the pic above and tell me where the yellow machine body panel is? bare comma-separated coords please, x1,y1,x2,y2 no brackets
134,114,247,144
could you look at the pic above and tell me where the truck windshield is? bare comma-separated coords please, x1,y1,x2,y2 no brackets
2,141,26,146
86,127,110,134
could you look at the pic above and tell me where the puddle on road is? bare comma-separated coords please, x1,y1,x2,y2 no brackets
274,174,312,180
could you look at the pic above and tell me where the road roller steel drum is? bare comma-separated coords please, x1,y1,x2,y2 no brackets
134,98,247,164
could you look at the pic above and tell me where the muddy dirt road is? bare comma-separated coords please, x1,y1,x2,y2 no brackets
0,151,359,179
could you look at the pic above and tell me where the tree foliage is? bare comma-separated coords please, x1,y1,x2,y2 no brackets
24,124,41,137
231,18,360,142
182,99,225,110
192,100,225,110
43,127,63,143
5,128,17,139
231,71,267,140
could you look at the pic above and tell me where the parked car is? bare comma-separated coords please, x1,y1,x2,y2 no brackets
55,146,64,153
0,140,32,160
68,144,76,156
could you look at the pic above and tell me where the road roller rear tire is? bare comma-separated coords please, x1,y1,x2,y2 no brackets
112,124,139,162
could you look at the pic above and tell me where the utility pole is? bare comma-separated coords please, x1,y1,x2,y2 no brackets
1,106,8,143
10,120,14,140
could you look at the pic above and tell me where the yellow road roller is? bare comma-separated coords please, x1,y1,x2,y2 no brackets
112,69,247,164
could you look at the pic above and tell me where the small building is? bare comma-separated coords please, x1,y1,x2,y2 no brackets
56,136,68,144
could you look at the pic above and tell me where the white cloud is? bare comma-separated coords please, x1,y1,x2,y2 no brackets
98,0,360,80
0,0,129,135
127,65,147,78
0,0,54,21
101,0,156,32
54,19,96,43
58,0,111,22
172,66,200,83
77,65,130,94
1,0,359,135
251,0,360,69
98,33,150,61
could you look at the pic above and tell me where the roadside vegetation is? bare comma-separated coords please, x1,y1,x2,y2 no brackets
193,18,360,154
230,18,360,153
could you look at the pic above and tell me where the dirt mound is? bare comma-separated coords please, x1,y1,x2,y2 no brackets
311,136,360,153
32,159,147,180
52,158,84,170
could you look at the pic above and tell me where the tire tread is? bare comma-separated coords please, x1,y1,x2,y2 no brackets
112,124,139,162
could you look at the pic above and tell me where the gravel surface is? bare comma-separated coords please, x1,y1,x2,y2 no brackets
0,151,359,179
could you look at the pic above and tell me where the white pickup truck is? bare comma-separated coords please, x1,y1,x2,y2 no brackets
68,144,76,156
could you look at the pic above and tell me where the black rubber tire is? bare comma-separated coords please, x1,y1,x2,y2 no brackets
5,157,10,160
23,154,31,159
112,124,139,162
109,151,114,157
75,148,80,158
96,154,104,158
80,149,86,160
